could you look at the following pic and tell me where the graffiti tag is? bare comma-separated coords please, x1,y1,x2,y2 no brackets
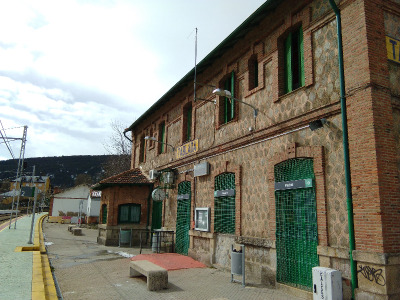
357,265,386,286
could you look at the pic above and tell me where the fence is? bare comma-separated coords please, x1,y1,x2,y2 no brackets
138,229,175,254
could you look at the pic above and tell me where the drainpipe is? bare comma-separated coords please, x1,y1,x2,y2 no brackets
328,1,357,298
123,129,133,143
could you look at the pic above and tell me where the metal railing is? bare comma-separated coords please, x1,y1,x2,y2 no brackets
139,229,174,254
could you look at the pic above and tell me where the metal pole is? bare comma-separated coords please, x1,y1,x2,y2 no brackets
194,28,198,102
12,126,27,229
328,1,357,298
28,166,37,244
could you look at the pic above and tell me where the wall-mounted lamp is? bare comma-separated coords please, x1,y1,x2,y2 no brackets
144,136,175,151
212,88,258,118
194,82,217,104
309,118,327,131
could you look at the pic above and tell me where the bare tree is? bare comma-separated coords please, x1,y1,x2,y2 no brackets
102,120,132,178
74,174,93,186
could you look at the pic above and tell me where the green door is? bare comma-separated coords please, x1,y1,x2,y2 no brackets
151,200,162,230
275,158,319,291
176,181,191,255
102,204,107,224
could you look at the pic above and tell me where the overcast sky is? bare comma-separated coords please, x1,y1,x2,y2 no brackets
0,0,266,161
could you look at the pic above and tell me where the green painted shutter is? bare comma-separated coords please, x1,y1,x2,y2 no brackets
284,32,292,93
176,181,191,255
224,77,230,123
214,173,235,234
298,26,305,87
119,205,129,223
130,205,141,223
140,137,145,162
275,158,319,291
151,200,162,230
160,123,165,153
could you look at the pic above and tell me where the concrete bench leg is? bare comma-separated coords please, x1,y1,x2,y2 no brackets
147,270,168,291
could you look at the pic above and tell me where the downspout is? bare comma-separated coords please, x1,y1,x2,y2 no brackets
123,129,133,143
147,184,153,229
328,1,357,298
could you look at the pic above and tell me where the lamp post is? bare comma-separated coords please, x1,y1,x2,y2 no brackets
144,136,175,151
212,88,258,118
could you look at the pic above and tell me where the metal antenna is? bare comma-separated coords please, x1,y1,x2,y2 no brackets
194,28,198,102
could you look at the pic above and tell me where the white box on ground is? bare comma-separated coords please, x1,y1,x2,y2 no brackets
312,267,343,300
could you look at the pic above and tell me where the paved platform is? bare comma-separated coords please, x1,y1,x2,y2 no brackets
43,222,307,300
131,253,207,271
0,213,47,300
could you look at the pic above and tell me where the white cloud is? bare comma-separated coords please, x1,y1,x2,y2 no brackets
0,0,266,160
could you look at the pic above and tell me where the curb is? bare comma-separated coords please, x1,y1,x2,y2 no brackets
15,214,58,300
34,214,58,300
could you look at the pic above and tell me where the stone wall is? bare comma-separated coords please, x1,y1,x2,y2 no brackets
127,0,400,298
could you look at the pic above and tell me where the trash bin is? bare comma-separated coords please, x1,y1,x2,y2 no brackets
119,229,132,247
152,230,161,253
231,244,245,287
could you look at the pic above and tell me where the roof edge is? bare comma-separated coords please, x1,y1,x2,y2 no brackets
126,0,281,132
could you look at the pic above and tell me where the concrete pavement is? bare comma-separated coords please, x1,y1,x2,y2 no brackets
43,222,305,300
0,213,51,300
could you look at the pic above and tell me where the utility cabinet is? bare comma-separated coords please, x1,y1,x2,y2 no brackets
312,267,343,300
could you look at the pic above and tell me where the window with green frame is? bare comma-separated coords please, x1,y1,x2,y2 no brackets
220,71,235,124
118,204,141,224
284,25,304,93
158,121,166,154
183,103,192,142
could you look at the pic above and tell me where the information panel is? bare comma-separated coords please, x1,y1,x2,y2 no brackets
176,139,198,159
386,36,400,64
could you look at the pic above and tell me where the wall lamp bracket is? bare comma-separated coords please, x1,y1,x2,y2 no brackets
212,88,258,118
144,136,175,151
309,118,328,131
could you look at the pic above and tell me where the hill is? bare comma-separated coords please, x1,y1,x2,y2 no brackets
0,155,116,188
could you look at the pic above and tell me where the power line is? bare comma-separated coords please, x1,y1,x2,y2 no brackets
0,120,15,159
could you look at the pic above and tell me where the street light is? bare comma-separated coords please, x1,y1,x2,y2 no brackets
144,136,175,151
212,88,258,118
309,118,327,131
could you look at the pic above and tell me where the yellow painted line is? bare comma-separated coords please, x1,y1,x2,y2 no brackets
12,214,58,300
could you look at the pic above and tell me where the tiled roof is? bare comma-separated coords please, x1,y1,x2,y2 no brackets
94,168,151,190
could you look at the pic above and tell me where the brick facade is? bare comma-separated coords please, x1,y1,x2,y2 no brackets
125,0,400,298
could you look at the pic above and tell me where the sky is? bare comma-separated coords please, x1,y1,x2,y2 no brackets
0,0,266,161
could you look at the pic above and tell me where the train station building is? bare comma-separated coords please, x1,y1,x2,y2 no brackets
99,0,400,298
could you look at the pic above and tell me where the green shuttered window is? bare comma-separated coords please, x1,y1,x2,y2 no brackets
159,122,165,154
118,204,141,224
284,25,304,93
223,71,235,124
